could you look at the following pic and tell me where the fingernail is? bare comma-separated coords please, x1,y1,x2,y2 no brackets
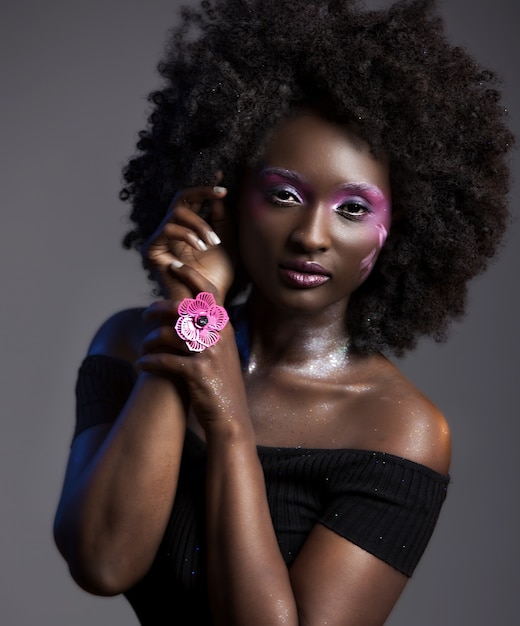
170,259,184,269
197,239,208,251
213,186,226,194
208,231,221,245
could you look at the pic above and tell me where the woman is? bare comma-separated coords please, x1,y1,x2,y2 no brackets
53,1,513,624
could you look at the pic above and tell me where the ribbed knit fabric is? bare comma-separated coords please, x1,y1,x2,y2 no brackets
73,354,136,440
74,354,449,625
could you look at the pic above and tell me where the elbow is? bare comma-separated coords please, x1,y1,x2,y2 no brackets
53,514,138,596
68,562,129,597
61,548,136,597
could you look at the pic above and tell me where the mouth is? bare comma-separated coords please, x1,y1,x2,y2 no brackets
278,260,331,288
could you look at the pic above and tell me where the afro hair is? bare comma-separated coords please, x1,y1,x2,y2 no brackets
120,0,514,354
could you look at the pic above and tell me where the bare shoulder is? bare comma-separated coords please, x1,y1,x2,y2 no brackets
87,307,150,365
359,355,451,475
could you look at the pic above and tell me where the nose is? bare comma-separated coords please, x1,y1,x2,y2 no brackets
289,203,331,252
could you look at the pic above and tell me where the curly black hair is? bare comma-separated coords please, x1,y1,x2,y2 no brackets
120,0,514,355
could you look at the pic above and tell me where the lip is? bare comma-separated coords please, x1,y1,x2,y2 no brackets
278,259,331,288
280,259,330,275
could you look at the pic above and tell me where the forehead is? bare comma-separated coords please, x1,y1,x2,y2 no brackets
261,112,390,196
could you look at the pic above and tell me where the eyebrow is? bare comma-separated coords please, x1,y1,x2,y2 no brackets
259,167,308,185
260,167,387,200
337,182,387,201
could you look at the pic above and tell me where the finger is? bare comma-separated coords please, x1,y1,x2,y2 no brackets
144,222,216,276
171,188,227,246
167,261,219,296
145,185,225,255
171,186,227,219
207,193,232,248
171,183,225,208
141,325,188,356
142,299,179,322
159,221,210,253
136,352,188,375
142,272,224,321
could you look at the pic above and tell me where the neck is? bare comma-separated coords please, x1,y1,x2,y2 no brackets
246,292,351,374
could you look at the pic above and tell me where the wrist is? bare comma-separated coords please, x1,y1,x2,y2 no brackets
203,415,256,450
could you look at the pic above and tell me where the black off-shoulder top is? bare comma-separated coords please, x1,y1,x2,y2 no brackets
74,354,449,625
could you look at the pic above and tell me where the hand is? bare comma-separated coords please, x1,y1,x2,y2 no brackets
142,182,235,302
137,299,247,430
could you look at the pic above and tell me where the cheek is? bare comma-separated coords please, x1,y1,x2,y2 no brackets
357,223,389,280
239,188,289,241
241,188,268,220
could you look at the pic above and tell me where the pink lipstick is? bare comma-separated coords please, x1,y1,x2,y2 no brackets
279,260,331,288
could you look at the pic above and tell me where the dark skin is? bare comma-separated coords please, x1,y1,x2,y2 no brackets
54,112,451,626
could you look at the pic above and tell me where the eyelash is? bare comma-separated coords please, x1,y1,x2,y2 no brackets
335,199,372,220
266,186,303,206
265,186,373,220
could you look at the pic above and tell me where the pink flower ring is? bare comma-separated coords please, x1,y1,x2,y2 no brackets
175,292,229,352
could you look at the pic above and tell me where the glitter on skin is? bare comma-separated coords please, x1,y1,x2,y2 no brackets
276,599,289,624
283,344,350,380
200,375,234,414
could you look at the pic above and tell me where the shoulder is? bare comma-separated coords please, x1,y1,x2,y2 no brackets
353,355,451,476
87,307,150,365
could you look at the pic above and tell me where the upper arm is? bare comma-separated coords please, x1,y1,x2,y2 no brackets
57,309,143,503
290,524,408,626
87,307,146,362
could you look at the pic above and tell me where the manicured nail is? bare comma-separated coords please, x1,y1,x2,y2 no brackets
196,239,208,251
170,259,184,269
213,186,226,194
208,231,221,245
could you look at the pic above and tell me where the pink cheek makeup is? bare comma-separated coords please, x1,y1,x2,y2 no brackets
330,183,390,281
359,223,389,280
242,167,392,289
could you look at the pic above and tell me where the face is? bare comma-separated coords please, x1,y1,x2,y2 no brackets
238,111,391,314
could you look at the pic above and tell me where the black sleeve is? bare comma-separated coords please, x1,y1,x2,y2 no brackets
318,450,449,576
73,354,137,441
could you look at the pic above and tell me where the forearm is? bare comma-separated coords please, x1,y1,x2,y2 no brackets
205,425,298,625
54,372,186,593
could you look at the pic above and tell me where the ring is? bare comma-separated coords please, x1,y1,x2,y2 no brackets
175,292,229,352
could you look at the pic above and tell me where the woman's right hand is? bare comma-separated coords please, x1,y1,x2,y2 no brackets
142,183,235,303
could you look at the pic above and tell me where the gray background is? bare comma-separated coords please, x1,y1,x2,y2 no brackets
1,0,518,624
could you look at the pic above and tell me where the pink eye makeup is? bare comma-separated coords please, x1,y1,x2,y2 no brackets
256,167,390,222
267,185,304,206
256,167,309,207
331,183,390,221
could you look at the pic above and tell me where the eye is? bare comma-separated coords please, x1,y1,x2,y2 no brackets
336,198,372,220
266,185,303,207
